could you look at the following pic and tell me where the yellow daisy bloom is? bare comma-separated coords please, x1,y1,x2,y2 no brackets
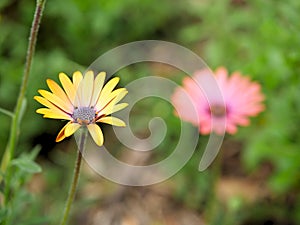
34,71,128,146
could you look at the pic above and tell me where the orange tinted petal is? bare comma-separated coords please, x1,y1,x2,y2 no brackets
56,122,70,142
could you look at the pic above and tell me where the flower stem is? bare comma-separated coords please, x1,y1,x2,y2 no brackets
205,148,223,225
1,0,46,205
60,130,87,225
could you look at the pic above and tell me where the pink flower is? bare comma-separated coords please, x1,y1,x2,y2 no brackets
172,67,265,135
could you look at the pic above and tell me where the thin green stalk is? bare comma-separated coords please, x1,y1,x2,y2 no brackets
0,108,14,117
205,147,223,225
60,130,87,225
2,0,46,205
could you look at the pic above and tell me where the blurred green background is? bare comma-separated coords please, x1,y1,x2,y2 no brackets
1,0,300,224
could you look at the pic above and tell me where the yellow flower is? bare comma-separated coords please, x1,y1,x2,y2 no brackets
34,71,128,146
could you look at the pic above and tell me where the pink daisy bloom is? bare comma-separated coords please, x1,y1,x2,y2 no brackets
172,67,265,135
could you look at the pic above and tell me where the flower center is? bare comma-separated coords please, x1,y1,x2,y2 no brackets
73,107,96,124
210,104,226,117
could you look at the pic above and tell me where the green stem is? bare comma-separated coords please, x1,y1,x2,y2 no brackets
60,130,87,225
206,147,223,225
0,108,14,117
2,0,46,205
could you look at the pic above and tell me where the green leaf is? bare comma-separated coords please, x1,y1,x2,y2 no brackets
28,145,42,160
11,158,42,174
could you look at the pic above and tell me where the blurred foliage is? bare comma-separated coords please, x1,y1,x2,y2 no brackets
1,0,300,224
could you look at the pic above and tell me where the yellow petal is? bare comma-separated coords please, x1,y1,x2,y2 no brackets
72,71,83,90
97,116,126,127
79,71,94,107
111,89,128,105
90,72,106,107
34,96,54,109
98,103,128,117
74,71,94,107
34,96,73,119
95,88,127,112
65,123,81,137
46,79,72,106
96,77,120,107
36,108,71,120
87,124,104,146
98,89,128,116
56,122,70,142
38,90,73,114
110,103,129,114
59,72,76,104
